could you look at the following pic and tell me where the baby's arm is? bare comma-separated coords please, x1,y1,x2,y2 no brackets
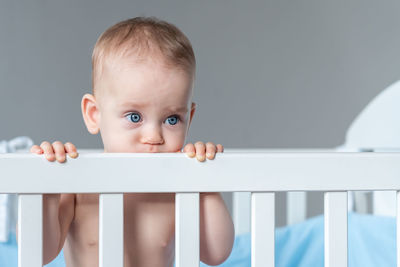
16,194,73,265
199,193,234,265
41,193,75,264
184,142,235,265
29,141,77,264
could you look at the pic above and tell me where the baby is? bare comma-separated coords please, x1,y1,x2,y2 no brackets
29,17,234,267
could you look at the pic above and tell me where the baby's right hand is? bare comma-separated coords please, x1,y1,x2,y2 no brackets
30,141,78,163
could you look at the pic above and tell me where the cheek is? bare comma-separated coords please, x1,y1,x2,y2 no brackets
163,129,187,152
100,129,124,152
101,130,141,152
100,118,140,152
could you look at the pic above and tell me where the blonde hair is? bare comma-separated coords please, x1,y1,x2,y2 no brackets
91,17,196,94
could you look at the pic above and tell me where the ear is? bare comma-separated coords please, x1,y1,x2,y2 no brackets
81,93,100,135
188,102,196,127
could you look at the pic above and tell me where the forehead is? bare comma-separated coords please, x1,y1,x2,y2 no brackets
101,58,193,109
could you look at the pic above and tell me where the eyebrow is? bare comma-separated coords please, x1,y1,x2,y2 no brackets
166,106,189,113
120,102,148,109
120,102,188,113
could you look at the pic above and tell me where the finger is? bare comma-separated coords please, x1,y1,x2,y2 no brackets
205,142,216,160
65,142,78,158
194,141,206,162
183,143,196,158
40,141,55,162
52,141,66,163
216,144,224,153
30,145,43,154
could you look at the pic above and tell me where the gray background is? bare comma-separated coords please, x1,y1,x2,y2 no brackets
1,0,400,225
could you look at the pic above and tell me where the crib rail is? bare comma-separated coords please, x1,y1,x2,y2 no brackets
2,152,400,267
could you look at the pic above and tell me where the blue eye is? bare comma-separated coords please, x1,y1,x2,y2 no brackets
165,115,179,125
128,113,141,123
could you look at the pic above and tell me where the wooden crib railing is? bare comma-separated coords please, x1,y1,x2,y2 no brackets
1,152,400,267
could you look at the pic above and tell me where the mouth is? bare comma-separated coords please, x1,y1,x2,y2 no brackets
143,145,161,153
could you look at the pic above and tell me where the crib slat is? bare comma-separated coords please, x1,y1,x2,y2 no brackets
99,194,124,267
175,193,199,267
18,194,42,267
397,191,400,267
251,192,275,267
287,192,306,225
324,192,348,267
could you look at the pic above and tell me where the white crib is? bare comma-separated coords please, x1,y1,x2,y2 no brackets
1,151,400,267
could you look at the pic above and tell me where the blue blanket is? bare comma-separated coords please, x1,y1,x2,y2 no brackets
0,213,395,267
218,213,396,267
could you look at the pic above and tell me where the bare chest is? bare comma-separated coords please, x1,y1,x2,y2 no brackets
64,193,176,267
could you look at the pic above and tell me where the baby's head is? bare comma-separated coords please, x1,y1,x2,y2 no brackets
81,17,196,153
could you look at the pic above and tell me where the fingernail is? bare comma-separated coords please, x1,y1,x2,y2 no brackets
70,152,78,158
187,152,195,158
206,153,211,158
197,155,206,162
46,154,55,161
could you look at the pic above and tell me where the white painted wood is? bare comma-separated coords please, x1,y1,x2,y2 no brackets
3,152,400,267
175,193,199,267
324,192,348,267
397,191,400,267
373,191,396,216
18,194,42,267
99,194,124,267
233,192,251,235
287,192,306,225
251,192,274,267
0,194,10,242
2,152,400,193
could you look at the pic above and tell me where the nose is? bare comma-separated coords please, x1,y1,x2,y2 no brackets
140,125,164,145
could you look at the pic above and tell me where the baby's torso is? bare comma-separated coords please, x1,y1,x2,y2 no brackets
64,193,176,267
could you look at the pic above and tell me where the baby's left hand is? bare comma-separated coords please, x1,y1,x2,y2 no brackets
183,142,224,162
